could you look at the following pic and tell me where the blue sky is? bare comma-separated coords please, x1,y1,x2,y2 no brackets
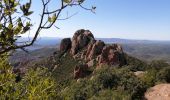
26,0,170,40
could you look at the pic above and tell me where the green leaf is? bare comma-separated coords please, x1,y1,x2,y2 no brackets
48,17,52,22
64,0,71,3
25,3,31,9
14,2,19,7
26,22,32,27
8,24,13,29
24,11,33,16
51,14,57,22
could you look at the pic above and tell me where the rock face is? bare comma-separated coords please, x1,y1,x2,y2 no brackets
86,40,105,61
60,38,71,53
74,64,88,79
70,29,94,55
145,84,170,100
98,44,127,67
60,29,127,79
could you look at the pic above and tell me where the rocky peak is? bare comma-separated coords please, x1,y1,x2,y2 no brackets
70,29,94,55
60,38,71,53
59,29,127,78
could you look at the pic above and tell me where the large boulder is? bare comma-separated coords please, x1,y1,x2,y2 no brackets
70,29,94,55
145,84,170,100
60,38,71,53
98,44,127,67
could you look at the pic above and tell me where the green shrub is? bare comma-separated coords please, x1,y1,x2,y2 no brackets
149,60,169,70
0,55,57,99
126,55,147,71
92,66,118,89
156,66,170,83
59,66,146,100
142,64,170,88
89,89,131,100
141,69,157,87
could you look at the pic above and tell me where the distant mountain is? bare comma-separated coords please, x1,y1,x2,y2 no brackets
12,37,170,64
18,37,170,47
97,38,170,44
16,37,62,50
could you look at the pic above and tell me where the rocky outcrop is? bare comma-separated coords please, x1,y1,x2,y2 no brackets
60,38,71,53
70,29,94,55
74,64,89,79
86,40,105,61
145,84,170,100
97,44,127,67
60,29,127,79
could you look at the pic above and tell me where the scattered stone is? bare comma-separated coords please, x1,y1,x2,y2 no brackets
134,71,145,77
52,65,59,72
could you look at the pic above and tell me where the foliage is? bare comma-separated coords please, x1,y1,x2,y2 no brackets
125,55,147,71
2,48,170,99
141,60,170,87
0,0,95,54
58,66,147,100
156,67,170,83
149,60,169,70
90,89,131,100
0,0,33,52
141,69,157,88
0,55,57,99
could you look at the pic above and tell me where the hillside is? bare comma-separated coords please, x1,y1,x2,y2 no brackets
3,29,170,99
123,43,170,63
25,29,169,99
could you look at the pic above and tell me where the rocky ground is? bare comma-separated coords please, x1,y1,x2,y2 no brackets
145,84,170,100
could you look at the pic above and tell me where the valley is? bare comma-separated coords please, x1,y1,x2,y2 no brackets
10,37,170,67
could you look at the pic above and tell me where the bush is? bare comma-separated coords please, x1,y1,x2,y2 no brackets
141,69,157,87
92,66,118,89
141,63,170,88
156,67,170,83
59,66,147,100
0,55,57,99
149,60,169,70
126,55,147,71
89,89,131,100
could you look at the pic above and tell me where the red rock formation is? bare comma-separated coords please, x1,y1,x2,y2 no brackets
74,64,88,79
86,40,105,61
60,38,71,53
97,44,127,67
59,29,127,79
70,29,94,55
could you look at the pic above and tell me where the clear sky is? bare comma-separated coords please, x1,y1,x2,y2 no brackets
26,0,170,40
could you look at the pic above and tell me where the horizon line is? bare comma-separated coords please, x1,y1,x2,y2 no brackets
21,36,170,41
